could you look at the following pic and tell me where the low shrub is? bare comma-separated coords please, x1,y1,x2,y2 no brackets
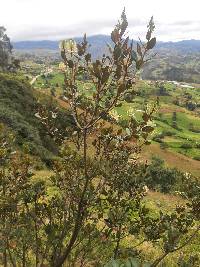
0,72,73,163
152,136,162,143
144,156,199,195
195,143,200,149
160,142,169,149
144,156,184,193
193,156,200,161
180,143,193,149
162,130,175,136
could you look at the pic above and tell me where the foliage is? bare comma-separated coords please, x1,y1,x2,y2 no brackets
0,72,73,164
0,26,20,71
0,11,199,267
143,157,182,192
104,257,151,267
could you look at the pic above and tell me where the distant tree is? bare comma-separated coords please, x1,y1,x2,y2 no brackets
172,111,178,129
0,26,20,71
184,92,192,100
157,83,169,96
0,26,12,71
173,97,180,106
163,67,183,82
186,101,196,111
158,112,163,120
160,141,169,150
50,86,56,96
172,111,177,121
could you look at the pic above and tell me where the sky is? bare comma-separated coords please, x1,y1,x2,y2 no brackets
1,0,200,42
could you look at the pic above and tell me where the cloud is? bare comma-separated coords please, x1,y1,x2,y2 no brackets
2,0,200,41
10,19,200,42
11,18,147,41
169,20,199,26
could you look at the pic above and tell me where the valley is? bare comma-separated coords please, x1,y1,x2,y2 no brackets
0,18,200,266
25,65,200,176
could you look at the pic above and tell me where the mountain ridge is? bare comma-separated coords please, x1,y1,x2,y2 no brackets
13,35,200,52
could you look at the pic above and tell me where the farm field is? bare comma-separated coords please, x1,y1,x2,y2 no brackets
32,71,200,176
1,4,200,266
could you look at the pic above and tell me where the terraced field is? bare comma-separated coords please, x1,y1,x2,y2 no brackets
32,72,200,176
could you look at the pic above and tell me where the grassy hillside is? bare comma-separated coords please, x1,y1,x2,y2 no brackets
14,36,200,83
0,72,73,164
31,71,200,176
0,69,199,266
110,81,200,175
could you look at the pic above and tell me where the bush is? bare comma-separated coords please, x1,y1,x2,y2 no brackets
193,156,200,161
124,92,135,103
153,132,165,139
0,72,73,163
160,142,169,149
144,156,199,195
190,128,200,133
180,143,193,149
144,156,184,193
195,143,200,149
162,130,175,136
152,136,162,143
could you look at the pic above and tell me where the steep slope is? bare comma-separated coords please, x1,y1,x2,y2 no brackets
0,73,73,164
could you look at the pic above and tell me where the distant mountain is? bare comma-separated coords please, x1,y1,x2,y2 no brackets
13,35,200,53
13,40,60,50
13,35,200,83
13,35,112,51
156,40,200,53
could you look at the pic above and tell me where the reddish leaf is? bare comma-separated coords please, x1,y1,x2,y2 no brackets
147,37,156,50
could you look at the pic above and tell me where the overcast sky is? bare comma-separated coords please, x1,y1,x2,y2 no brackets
1,0,200,42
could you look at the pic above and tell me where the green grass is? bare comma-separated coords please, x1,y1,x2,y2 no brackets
34,72,200,161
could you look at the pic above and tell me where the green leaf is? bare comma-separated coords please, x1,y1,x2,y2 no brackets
146,30,151,41
102,66,110,84
115,64,122,79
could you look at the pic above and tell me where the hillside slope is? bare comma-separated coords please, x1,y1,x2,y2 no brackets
0,73,73,164
32,71,200,175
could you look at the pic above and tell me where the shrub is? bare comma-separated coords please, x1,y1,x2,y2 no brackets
195,143,200,149
162,130,175,136
144,156,184,193
0,72,73,162
152,136,162,143
193,156,200,161
180,143,193,149
160,142,169,149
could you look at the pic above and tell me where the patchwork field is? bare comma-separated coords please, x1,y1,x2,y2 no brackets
32,71,200,176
